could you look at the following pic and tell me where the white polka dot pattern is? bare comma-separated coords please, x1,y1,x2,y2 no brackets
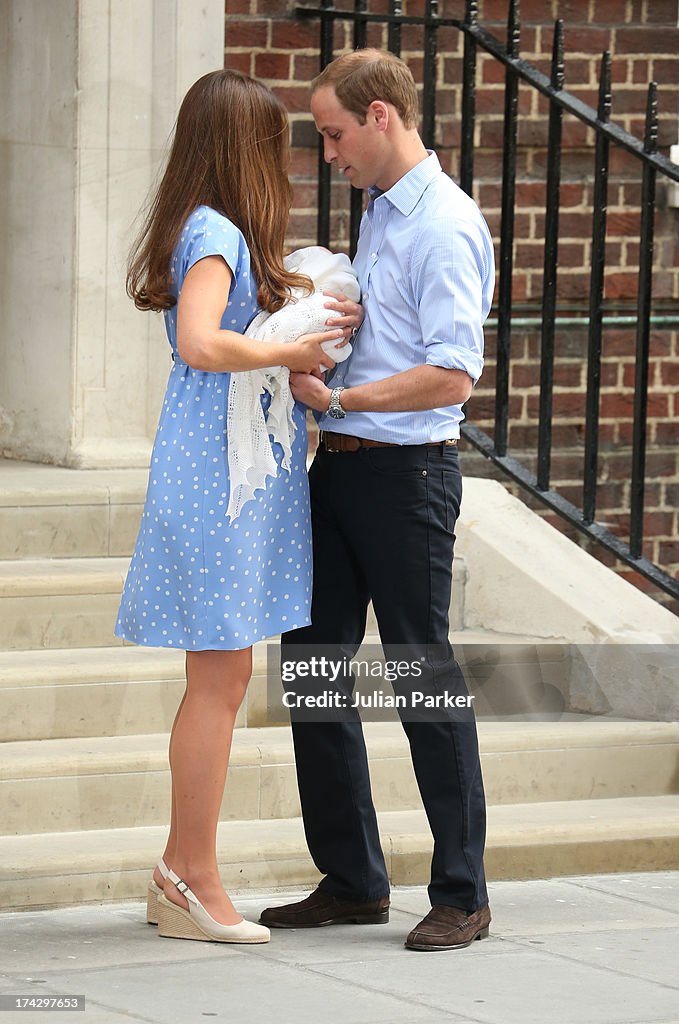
115,207,312,651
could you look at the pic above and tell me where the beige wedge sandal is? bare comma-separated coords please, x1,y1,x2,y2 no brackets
156,870,270,944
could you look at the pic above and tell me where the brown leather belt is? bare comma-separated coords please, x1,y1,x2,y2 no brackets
319,431,458,453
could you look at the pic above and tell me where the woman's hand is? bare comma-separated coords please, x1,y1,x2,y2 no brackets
284,329,344,374
290,372,333,411
323,291,364,348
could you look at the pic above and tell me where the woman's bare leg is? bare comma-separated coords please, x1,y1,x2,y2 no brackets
162,647,252,924
152,687,187,890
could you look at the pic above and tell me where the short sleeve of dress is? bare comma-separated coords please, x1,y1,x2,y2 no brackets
179,206,245,285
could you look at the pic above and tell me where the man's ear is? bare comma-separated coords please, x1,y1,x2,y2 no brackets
368,100,389,132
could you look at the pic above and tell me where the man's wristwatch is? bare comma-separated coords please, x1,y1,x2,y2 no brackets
327,386,346,420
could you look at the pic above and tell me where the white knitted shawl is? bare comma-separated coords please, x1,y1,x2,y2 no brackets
226,246,360,520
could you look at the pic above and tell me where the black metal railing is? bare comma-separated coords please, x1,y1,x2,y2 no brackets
296,0,679,601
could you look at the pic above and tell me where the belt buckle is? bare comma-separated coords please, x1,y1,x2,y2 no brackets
320,430,340,453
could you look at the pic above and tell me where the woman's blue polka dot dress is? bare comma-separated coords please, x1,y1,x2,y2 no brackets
115,206,312,651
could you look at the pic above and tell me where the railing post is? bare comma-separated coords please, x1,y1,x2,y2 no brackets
353,0,367,46
460,0,478,197
537,19,564,491
316,0,335,248
630,82,658,559
583,52,612,525
421,0,439,150
349,0,369,255
388,0,403,55
495,0,520,457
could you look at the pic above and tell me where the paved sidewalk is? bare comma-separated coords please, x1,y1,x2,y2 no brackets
1,872,678,1024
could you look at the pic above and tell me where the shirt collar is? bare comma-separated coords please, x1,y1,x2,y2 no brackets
367,151,442,216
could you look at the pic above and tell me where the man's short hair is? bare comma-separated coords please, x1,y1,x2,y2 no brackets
311,48,419,129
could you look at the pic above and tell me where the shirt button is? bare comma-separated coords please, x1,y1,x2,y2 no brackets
371,252,377,259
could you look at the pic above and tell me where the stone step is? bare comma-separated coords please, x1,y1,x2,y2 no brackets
0,646,218,741
0,558,129,650
0,556,467,651
0,624,550,741
2,794,678,911
2,721,677,836
0,457,351,564
0,461,147,560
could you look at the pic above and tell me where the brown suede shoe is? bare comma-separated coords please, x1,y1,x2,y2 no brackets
260,888,390,928
405,904,491,951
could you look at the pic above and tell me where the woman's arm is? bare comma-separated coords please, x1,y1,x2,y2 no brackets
176,256,342,373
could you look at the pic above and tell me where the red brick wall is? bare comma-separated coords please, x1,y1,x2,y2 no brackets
224,0,679,610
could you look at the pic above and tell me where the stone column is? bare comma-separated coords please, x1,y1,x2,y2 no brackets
0,0,225,467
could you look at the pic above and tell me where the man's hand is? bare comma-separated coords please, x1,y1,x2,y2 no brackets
290,372,332,411
323,290,363,348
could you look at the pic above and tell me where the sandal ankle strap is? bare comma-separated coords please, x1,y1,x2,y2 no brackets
166,868,197,905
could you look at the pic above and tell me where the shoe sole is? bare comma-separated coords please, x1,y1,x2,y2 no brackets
262,911,390,929
405,926,490,951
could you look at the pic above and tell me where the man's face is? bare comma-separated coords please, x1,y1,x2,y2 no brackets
310,86,386,190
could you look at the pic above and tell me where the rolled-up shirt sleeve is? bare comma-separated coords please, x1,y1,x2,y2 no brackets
411,212,495,385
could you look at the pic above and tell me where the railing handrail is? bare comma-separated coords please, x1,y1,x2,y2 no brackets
460,18,679,181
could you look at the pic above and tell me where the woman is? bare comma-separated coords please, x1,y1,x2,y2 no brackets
116,69,360,943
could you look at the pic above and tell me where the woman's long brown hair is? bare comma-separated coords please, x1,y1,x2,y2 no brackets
127,70,310,314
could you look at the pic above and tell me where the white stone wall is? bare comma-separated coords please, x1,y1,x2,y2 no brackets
0,0,78,464
0,0,225,467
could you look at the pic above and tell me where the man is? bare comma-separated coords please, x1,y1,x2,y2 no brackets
261,48,495,951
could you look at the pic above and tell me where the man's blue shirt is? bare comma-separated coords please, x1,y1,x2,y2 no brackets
318,151,495,443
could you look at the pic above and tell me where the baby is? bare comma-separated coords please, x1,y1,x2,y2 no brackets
226,246,360,520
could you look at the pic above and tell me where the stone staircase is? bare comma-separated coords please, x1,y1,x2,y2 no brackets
1,459,678,911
